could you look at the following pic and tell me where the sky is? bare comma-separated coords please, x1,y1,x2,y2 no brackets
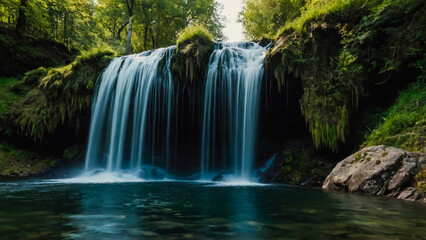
216,0,245,42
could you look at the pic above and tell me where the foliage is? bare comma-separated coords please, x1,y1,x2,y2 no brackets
416,168,426,192
0,77,27,138
364,82,426,152
176,25,214,48
0,27,75,77
265,0,426,151
23,67,48,86
239,0,304,40
0,78,22,117
173,25,215,83
0,0,223,53
0,142,52,177
276,0,372,35
13,48,115,140
63,144,86,161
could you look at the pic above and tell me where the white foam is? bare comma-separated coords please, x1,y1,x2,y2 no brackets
51,171,145,184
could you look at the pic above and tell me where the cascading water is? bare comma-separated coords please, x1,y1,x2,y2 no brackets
201,42,267,181
80,42,267,182
83,46,175,178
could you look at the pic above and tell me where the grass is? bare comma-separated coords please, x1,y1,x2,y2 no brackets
0,78,22,117
364,81,426,152
0,142,52,177
276,0,373,36
176,25,214,49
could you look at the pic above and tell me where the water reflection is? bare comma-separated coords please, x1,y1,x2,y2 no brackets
0,181,425,239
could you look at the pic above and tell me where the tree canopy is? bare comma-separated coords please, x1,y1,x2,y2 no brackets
0,0,224,53
238,0,304,40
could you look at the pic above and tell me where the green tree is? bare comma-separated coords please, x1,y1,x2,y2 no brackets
239,0,304,39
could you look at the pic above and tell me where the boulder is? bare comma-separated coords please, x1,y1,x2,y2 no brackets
323,145,425,202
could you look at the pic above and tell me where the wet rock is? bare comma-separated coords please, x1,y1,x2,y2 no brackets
258,139,334,186
323,145,425,202
212,172,227,182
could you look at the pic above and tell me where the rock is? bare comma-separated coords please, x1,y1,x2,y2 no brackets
323,145,426,202
258,139,335,186
212,172,227,182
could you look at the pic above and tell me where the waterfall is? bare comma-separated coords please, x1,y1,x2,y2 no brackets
81,42,266,182
201,42,267,181
84,46,175,177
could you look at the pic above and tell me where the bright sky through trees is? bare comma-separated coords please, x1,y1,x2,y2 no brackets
216,0,244,42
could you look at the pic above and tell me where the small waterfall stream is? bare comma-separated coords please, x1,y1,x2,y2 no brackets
84,46,175,177
201,42,267,181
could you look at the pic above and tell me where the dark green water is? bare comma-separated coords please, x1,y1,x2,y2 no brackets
0,181,425,239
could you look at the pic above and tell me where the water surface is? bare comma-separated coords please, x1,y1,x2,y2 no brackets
0,181,425,239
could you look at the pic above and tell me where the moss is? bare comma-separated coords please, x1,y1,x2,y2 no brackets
293,171,302,184
381,152,388,157
364,82,426,152
375,160,381,165
354,153,362,162
0,77,25,136
173,26,215,84
0,78,23,117
23,67,49,87
415,168,426,193
176,25,214,48
13,48,115,140
267,0,425,152
366,157,371,161
0,142,52,177
283,151,293,163
63,145,86,161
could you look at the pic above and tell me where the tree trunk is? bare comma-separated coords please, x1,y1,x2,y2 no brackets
114,21,129,49
16,0,27,34
125,16,133,54
63,11,67,44
125,0,134,54
143,25,148,50
150,27,155,49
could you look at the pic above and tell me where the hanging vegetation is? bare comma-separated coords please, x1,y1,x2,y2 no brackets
172,25,215,83
13,48,115,140
264,0,426,151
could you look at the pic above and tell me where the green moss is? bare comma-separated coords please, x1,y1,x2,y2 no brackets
23,67,49,86
366,157,371,161
283,151,293,163
63,145,86,161
0,78,22,117
415,168,426,193
173,25,215,83
364,82,426,152
176,25,214,49
375,160,381,165
267,0,425,152
13,48,115,140
0,142,51,177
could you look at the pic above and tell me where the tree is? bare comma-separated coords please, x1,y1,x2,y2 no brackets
15,0,27,33
239,0,304,39
125,0,134,54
